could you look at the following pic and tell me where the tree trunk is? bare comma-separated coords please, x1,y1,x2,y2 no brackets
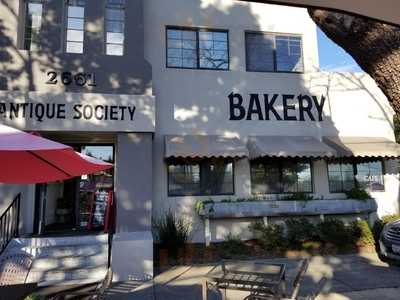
308,9,400,114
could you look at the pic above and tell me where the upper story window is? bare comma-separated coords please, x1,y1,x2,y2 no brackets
24,0,43,51
105,0,125,56
65,0,86,54
167,158,234,196
251,158,312,194
245,32,304,73
327,160,384,193
166,27,229,70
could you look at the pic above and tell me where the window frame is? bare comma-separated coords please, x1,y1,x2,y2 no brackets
165,26,230,71
23,0,44,51
250,158,314,195
104,0,126,56
245,30,304,74
167,158,235,197
64,0,86,54
326,158,385,193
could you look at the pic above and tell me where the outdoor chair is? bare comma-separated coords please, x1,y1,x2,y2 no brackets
0,252,37,300
244,259,323,300
0,252,33,285
49,267,113,300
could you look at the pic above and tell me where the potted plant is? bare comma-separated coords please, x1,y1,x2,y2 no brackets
56,197,71,224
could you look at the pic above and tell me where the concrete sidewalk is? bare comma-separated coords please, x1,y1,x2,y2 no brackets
105,253,400,300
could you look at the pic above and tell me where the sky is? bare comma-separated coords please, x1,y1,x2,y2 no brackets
317,28,363,72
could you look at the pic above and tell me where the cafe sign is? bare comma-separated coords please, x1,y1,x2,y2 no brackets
0,91,155,132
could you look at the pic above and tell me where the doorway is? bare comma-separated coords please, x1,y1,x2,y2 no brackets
33,145,115,236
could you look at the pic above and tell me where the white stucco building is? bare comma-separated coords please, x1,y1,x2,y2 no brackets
0,0,399,284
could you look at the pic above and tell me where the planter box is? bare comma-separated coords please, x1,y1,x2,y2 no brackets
198,199,377,219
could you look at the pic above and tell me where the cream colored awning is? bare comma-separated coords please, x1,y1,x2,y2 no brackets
248,136,337,159
165,135,249,159
323,136,400,158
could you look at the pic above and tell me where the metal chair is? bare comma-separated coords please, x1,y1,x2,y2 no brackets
0,253,33,286
244,259,310,300
50,267,113,300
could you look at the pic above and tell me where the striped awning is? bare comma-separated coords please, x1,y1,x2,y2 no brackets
247,136,337,159
165,135,249,159
323,136,400,158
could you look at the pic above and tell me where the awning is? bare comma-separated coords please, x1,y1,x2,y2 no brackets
247,136,336,159
323,136,400,158
165,135,249,159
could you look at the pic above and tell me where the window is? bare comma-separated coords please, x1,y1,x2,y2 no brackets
167,159,234,196
24,0,43,51
105,0,125,56
65,0,85,54
245,32,304,72
327,160,384,192
166,27,229,70
251,159,312,194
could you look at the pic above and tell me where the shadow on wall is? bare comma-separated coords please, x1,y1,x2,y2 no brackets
0,0,152,95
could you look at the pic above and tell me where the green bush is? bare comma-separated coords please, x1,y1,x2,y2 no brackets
154,211,190,256
24,294,44,300
345,188,372,200
349,220,375,246
221,233,245,258
285,218,318,247
317,218,353,249
249,221,287,251
282,192,314,201
373,214,400,241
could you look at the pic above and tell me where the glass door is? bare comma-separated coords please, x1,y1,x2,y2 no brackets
78,145,114,231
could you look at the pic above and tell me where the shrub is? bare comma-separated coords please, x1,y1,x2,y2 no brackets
282,192,313,201
221,233,245,258
317,218,353,249
373,214,400,241
154,211,190,256
349,220,375,246
285,218,318,247
249,221,287,251
345,188,372,200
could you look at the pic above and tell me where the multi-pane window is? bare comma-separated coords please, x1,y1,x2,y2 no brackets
328,160,384,192
251,159,312,194
105,0,125,56
65,0,85,54
166,27,229,70
328,162,355,192
246,32,304,72
24,0,43,51
167,159,234,196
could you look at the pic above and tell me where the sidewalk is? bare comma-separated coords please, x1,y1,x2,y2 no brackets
105,253,400,300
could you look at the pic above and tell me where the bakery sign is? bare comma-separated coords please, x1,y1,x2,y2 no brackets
228,92,326,122
0,91,155,132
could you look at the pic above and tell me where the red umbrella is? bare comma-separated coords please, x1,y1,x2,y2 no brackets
0,124,113,184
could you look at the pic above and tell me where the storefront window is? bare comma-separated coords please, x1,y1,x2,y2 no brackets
167,159,234,196
328,162,355,192
245,32,304,73
65,0,86,54
327,160,384,192
24,0,43,51
105,0,125,56
166,27,229,70
251,159,313,194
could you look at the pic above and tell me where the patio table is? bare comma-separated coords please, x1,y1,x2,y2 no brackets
202,260,286,300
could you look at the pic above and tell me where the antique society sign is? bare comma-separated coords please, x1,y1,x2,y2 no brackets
0,91,155,132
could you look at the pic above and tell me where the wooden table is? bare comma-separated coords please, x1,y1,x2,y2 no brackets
203,260,286,300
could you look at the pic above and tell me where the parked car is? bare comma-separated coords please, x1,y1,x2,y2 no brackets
379,219,400,260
